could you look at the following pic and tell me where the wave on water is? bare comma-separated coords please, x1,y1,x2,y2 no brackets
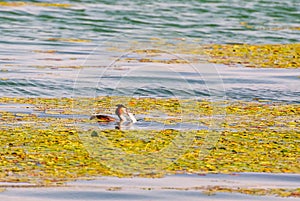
0,0,299,103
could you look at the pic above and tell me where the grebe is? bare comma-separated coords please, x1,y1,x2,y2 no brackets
90,104,137,123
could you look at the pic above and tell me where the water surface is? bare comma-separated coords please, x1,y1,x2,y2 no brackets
0,173,299,201
0,0,299,101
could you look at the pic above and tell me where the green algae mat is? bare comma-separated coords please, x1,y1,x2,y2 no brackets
108,41,300,69
0,96,299,185
203,44,300,68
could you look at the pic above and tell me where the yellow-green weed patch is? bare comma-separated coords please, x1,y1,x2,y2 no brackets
0,2,71,8
0,97,299,184
115,40,300,68
203,44,300,68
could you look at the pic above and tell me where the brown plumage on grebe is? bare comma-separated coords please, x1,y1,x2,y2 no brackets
89,114,116,122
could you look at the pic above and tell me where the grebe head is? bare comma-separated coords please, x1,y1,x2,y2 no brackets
115,104,128,121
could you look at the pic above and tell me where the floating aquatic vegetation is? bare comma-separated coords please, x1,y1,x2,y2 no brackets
32,65,83,69
0,2,71,8
164,186,300,198
137,58,189,64
0,97,299,184
33,50,57,54
0,97,299,130
107,39,299,68
240,22,300,31
203,44,300,68
232,187,300,198
168,129,299,174
47,38,91,43
0,127,114,184
0,126,299,184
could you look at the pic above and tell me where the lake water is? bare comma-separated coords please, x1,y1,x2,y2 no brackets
0,0,300,103
0,173,300,201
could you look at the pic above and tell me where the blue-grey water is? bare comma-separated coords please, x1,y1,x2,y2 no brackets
0,0,299,102
1,173,300,201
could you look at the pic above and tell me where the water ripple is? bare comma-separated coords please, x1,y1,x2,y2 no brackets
0,0,299,101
